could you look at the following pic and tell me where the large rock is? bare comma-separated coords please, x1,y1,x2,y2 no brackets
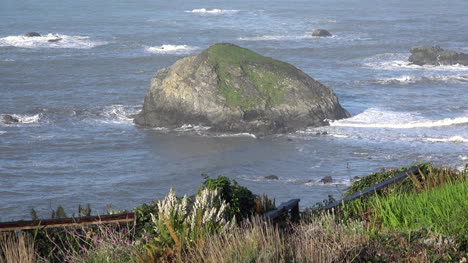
24,32,41,37
409,46,468,66
312,29,332,37
134,43,350,134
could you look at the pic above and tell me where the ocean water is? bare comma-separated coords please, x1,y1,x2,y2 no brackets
1,0,467,220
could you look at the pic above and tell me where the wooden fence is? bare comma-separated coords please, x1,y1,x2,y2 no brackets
323,165,421,211
0,213,135,232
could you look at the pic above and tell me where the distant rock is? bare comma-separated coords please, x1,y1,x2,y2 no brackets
48,37,62,43
320,176,333,184
24,32,41,37
264,175,279,180
409,46,468,66
312,29,332,37
134,43,349,135
2,114,19,124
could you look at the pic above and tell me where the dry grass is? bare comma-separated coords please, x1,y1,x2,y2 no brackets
188,217,287,263
290,213,367,263
0,232,36,263
185,214,368,263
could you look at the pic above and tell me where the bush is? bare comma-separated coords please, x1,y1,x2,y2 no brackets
199,175,256,221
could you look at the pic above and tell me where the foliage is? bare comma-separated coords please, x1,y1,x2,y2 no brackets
51,225,138,263
137,187,235,261
301,195,336,221
253,194,276,215
200,175,256,221
372,178,468,236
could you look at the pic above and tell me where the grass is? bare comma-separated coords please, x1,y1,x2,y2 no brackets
0,232,36,263
372,178,467,236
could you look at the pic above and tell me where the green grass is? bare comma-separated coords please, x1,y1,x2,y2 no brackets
372,178,467,236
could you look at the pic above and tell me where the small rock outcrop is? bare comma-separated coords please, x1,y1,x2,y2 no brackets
264,175,279,180
48,37,62,43
409,46,468,66
24,32,41,37
134,43,350,135
320,176,333,184
2,114,19,124
312,29,332,37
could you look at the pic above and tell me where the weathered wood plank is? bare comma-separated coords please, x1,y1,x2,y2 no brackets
262,199,300,221
323,166,421,211
0,213,135,231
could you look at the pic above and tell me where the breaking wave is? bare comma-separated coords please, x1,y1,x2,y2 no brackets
0,33,107,49
145,45,199,55
425,136,468,143
329,109,468,129
95,105,140,125
375,74,468,84
363,53,468,72
185,8,240,14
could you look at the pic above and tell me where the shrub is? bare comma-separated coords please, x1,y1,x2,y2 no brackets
199,175,256,221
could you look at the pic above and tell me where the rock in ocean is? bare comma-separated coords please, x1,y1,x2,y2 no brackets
24,32,41,37
134,43,350,135
312,29,332,37
409,46,468,66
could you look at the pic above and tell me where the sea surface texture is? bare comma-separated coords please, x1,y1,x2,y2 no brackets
1,0,467,220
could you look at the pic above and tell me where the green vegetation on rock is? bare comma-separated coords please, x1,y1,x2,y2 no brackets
206,43,289,109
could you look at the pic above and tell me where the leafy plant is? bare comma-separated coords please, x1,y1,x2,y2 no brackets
199,175,255,221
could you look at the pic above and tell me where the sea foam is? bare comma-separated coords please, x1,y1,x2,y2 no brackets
145,45,198,55
376,74,468,84
185,8,240,14
97,105,140,125
363,53,468,72
425,136,468,143
0,33,107,49
329,108,468,129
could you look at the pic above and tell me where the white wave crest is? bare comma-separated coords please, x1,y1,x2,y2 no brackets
146,45,198,55
14,114,41,123
460,155,468,160
330,108,468,129
213,133,257,138
185,8,240,14
425,136,468,143
238,34,334,41
98,105,140,124
363,53,468,72
175,124,210,132
0,33,107,49
376,74,468,84
0,131,6,135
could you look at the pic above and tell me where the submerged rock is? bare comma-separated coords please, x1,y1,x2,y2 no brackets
320,176,333,184
312,29,332,37
24,32,41,37
409,46,468,66
134,43,349,135
264,175,279,180
48,37,62,42
2,114,19,124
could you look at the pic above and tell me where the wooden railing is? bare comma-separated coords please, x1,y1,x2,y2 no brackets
262,199,300,222
323,165,421,211
0,213,135,232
